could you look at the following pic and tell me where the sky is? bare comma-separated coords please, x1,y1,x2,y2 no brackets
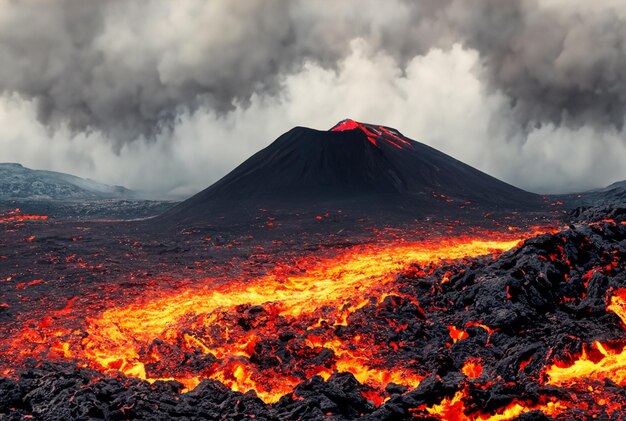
0,0,625,198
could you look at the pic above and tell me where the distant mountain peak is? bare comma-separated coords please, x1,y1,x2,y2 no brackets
0,163,138,201
329,119,410,149
3,163,24,169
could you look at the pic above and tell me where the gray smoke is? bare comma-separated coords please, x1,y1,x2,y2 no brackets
0,0,623,142
446,0,626,131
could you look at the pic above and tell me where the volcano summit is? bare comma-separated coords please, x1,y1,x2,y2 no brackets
161,119,541,226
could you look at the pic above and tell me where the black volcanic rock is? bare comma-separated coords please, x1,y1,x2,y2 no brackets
159,119,542,226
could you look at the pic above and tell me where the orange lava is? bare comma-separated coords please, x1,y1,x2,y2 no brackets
424,391,567,421
461,358,483,379
9,232,529,404
545,288,626,387
448,325,469,343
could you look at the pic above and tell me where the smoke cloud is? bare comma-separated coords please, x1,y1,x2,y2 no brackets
0,0,624,196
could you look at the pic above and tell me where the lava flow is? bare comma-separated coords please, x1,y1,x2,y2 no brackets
0,208,48,223
6,231,526,405
545,288,626,387
330,119,411,149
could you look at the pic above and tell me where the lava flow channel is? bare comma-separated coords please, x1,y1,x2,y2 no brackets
5,231,539,407
17,233,522,405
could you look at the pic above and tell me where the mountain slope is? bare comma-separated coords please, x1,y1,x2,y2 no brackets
0,163,136,201
160,120,542,225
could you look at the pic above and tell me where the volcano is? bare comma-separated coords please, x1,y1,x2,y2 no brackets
161,120,541,226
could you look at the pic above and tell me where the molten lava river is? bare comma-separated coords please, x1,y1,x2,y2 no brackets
5,232,519,395
5,218,626,420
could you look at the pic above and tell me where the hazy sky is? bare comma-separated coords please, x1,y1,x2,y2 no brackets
0,0,625,198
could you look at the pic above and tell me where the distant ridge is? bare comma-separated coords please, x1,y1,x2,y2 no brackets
0,163,136,201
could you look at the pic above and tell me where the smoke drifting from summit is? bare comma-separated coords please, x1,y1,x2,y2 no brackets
0,0,624,195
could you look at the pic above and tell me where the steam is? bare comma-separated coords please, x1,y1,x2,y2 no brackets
0,0,624,195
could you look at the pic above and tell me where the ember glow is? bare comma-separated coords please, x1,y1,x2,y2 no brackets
461,358,482,379
424,391,567,421
0,208,48,223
